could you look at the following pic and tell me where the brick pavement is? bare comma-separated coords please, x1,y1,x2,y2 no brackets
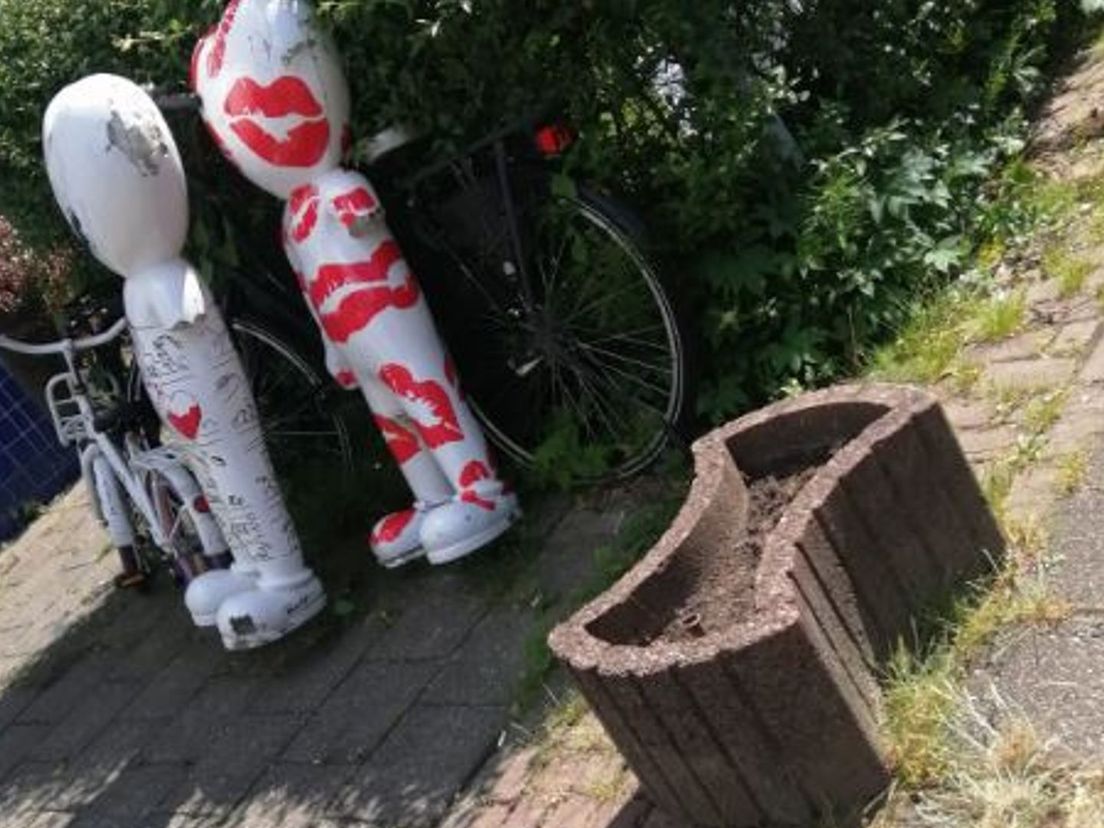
0,478,647,828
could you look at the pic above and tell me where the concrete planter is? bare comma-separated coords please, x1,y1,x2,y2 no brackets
548,384,1004,827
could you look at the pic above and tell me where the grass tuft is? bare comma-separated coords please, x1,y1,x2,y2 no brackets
973,290,1027,341
1056,451,1089,495
1022,388,1068,434
1045,247,1093,299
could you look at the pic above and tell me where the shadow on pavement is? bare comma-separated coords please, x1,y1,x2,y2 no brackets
0,480,661,828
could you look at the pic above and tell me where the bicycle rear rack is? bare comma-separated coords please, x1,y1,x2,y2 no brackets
45,373,90,446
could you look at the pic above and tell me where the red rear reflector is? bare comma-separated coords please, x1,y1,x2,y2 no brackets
193,496,210,513
534,124,575,157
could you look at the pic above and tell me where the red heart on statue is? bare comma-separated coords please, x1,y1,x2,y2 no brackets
168,404,203,441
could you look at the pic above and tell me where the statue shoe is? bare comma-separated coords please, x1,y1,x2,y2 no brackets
420,489,521,566
214,574,326,651
369,505,429,569
184,566,260,627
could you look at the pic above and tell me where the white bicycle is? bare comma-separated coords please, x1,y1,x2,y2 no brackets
0,317,231,589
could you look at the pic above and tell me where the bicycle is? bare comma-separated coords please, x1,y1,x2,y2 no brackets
0,314,232,589
150,90,689,484
367,115,690,481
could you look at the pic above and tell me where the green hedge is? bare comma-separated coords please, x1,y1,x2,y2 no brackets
0,0,1084,421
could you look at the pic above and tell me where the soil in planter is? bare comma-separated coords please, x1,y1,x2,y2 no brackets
654,466,820,646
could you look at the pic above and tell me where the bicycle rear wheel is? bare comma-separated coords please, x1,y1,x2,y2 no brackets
424,174,688,482
229,318,354,482
145,469,230,585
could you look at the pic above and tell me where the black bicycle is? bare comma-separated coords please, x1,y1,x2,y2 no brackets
148,92,689,483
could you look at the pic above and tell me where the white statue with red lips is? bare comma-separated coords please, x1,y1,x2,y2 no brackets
192,0,520,568
42,73,326,650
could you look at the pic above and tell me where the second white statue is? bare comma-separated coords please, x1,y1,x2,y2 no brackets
42,73,325,650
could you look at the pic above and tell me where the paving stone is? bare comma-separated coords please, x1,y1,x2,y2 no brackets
501,799,549,827
0,684,37,732
983,357,1077,391
956,425,1017,461
159,716,303,819
83,763,187,824
481,747,537,805
541,794,606,827
329,704,507,826
423,609,535,706
968,330,1052,363
127,640,224,721
247,616,383,716
102,617,191,686
15,657,107,726
534,507,628,604
230,762,355,828
143,677,260,764
281,659,438,764
941,399,994,431
1046,408,1104,455
367,574,487,662
161,814,227,828
1049,318,1100,355
21,813,79,828
1026,278,1062,307
0,725,51,783
1080,332,1104,383
28,682,137,763
1005,464,1059,522
0,762,69,821
439,802,511,828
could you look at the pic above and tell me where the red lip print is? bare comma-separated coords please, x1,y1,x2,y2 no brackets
332,187,378,230
321,278,419,343
370,508,416,546
168,404,203,440
309,241,400,308
288,184,320,244
378,365,463,449
334,369,358,390
374,415,420,464
191,27,214,91
310,242,420,343
458,460,496,511
224,76,330,168
204,0,242,80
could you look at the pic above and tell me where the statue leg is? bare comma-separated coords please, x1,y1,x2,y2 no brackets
334,286,520,566
360,374,454,567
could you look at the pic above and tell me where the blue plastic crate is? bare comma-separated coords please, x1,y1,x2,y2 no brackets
0,364,78,541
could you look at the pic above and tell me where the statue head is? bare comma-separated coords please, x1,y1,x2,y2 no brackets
42,74,188,278
191,0,351,200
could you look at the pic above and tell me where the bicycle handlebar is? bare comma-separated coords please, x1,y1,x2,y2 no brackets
0,317,128,356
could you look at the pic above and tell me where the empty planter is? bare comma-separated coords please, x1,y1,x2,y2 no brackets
548,384,1004,827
